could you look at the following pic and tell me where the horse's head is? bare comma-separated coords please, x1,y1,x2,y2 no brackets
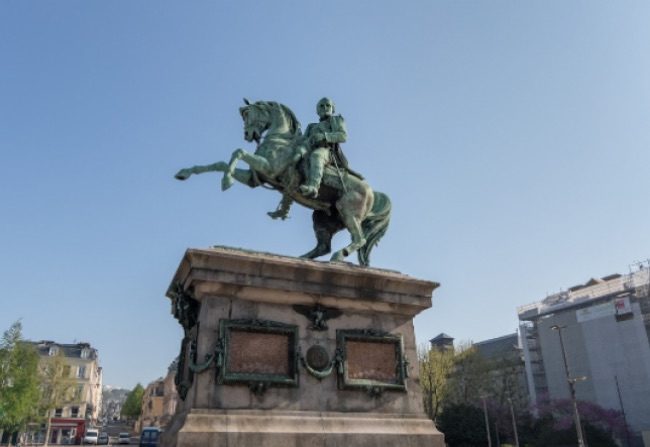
239,99,301,143
239,99,271,143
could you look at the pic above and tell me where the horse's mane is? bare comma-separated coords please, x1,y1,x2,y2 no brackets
242,101,301,139
268,101,302,138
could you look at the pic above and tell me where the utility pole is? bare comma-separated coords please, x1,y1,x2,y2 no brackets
481,395,492,447
614,375,632,447
508,397,520,447
551,325,587,447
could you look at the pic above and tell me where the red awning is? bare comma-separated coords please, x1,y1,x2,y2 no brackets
49,418,85,428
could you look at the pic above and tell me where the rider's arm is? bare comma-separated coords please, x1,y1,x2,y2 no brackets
324,115,347,144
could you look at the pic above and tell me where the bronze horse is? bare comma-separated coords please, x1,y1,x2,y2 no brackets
175,100,390,265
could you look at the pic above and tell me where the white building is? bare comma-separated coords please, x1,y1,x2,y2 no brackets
518,262,650,444
27,341,103,445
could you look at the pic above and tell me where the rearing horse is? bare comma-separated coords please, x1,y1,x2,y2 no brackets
175,100,391,266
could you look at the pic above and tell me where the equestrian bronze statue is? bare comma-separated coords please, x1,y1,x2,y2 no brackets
175,98,391,266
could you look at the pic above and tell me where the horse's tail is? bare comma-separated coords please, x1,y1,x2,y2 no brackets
358,191,392,267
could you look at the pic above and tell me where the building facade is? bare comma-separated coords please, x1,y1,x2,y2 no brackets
518,262,650,442
135,361,178,432
26,341,103,445
101,386,129,424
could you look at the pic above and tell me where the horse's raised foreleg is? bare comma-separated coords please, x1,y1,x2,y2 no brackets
175,162,228,180
222,149,274,191
175,163,256,188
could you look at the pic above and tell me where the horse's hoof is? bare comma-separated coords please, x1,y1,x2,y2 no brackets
299,185,318,198
175,169,190,180
221,175,234,191
330,252,345,262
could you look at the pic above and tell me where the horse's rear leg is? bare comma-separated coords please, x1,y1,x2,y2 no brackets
331,210,366,262
300,210,343,260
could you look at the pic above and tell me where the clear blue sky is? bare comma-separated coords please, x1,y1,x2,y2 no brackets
1,1,649,389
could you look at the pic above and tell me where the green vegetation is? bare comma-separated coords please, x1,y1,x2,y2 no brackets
121,383,145,420
437,403,487,447
39,350,77,446
419,342,622,447
0,321,40,435
418,344,454,422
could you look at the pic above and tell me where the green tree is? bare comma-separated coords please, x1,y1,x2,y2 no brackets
0,321,40,438
418,344,454,422
438,403,488,447
445,343,490,406
478,355,529,444
39,351,77,446
121,384,144,420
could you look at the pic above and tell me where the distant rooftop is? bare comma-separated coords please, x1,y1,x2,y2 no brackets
429,332,454,343
474,333,519,360
518,262,649,320
27,340,99,360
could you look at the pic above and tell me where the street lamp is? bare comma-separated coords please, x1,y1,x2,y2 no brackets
507,396,520,447
551,324,587,447
480,395,492,447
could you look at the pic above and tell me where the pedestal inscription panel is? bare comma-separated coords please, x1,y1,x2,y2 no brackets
219,319,299,388
347,340,398,382
337,329,407,393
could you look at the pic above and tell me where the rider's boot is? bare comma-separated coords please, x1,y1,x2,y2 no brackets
299,156,325,198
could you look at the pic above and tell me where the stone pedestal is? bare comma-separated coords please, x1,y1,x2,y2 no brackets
162,247,444,447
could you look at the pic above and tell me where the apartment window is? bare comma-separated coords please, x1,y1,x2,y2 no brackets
63,365,71,377
76,385,84,400
48,347,58,356
80,348,90,359
70,406,79,418
77,366,86,379
54,408,62,417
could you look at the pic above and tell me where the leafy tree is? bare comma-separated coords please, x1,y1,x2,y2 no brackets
519,413,618,447
0,321,40,436
437,403,488,447
477,355,529,445
39,351,77,446
418,344,454,422
528,397,626,446
445,343,490,406
121,384,144,420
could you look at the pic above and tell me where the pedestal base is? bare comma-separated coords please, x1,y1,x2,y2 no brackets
167,409,444,447
162,248,444,446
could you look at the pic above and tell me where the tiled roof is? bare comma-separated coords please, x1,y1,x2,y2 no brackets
429,332,454,342
27,340,98,360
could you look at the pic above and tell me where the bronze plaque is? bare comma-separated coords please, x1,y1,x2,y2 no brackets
306,345,330,371
346,340,397,382
228,330,290,375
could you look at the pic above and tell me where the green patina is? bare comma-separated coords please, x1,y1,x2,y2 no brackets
168,283,201,400
175,98,391,266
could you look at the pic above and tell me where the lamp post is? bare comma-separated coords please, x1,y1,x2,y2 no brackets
508,397,520,447
480,395,492,447
550,325,587,447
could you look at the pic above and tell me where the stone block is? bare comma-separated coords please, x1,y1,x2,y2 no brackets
162,247,444,446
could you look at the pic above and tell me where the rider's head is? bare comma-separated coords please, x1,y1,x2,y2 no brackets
316,97,335,120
